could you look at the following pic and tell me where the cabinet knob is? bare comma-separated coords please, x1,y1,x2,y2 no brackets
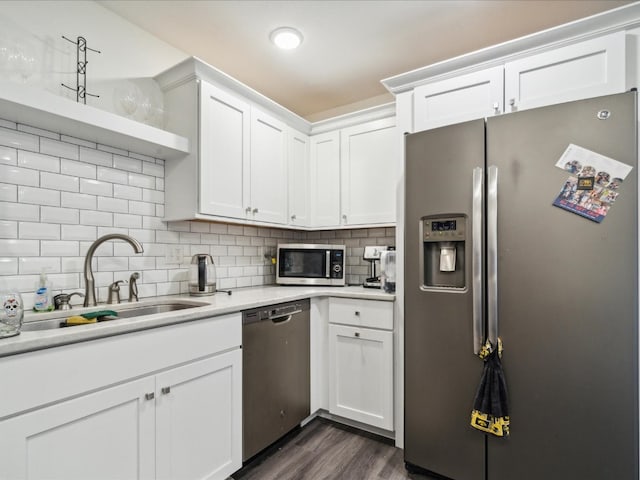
246,206,252,214
509,98,516,107
161,386,171,395
280,409,285,417
355,332,360,337
252,208,259,214
342,214,347,221
354,311,360,316
493,102,499,113
145,392,155,401
291,214,296,221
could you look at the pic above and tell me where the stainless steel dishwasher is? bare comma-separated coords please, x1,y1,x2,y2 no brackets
242,299,310,462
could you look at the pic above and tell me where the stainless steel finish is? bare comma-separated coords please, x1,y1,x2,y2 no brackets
21,301,208,331
145,393,154,401
107,280,124,304
325,251,330,278
404,119,486,480
486,165,498,346
485,92,638,480
53,292,84,310
161,387,171,395
128,272,139,302
242,299,310,461
472,167,483,354
276,243,346,286
83,234,143,307
189,253,216,296
405,93,638,480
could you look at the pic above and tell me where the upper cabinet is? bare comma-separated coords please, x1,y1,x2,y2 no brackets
288,129,311,227
386,29,632,134
310,131,341,228
340,117,397,226
157,57,398,230
413,66,504,131
504,32,626,113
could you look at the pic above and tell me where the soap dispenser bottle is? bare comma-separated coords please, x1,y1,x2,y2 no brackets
33,272,54,312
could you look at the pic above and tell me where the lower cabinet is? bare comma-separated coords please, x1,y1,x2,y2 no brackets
0,349,241,480
156,350,242,480
328,298,394,431
0,376,156,480
0,314,242,480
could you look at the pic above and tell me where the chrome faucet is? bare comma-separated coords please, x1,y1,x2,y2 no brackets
83,234,144,307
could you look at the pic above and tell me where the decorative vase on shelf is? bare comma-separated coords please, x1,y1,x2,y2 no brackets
0,291,24,338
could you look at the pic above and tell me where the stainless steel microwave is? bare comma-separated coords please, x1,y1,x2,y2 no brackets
276,243,346,286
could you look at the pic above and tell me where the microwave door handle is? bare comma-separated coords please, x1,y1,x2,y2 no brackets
325,251,330,278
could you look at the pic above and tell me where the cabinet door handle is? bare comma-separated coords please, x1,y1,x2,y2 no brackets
252,208,259,214
509,98,516,107
493,102,499,114
291,214,296,221
161,386,171,395
354,311,360,316
245,206,251,214
145,392,155,401
342,214,347,222
354,332,360,337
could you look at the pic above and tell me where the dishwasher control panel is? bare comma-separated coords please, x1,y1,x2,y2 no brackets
242,300,307,324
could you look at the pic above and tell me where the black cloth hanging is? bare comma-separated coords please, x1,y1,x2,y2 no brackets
470,338,510,437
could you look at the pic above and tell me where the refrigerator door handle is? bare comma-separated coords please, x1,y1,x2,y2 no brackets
472,167,484,354
487,165,499,346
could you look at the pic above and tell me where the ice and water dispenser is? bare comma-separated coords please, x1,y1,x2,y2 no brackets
421,215,466,289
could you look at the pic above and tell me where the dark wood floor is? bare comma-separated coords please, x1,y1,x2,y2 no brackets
233,418,434,480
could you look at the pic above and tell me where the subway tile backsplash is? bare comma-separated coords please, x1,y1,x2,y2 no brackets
0,118,395,309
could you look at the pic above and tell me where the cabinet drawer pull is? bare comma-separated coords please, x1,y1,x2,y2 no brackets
355,332,360,337
145,392,155,401
354,311,360,316
161,386,171,395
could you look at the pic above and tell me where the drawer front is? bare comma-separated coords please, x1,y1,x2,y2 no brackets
329,297,393,330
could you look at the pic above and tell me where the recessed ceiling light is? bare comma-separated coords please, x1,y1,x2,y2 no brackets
270,27,303,50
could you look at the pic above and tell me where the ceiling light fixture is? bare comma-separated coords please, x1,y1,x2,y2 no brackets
270,27,303,50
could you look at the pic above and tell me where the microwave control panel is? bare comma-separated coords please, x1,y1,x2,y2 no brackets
329,250,344,278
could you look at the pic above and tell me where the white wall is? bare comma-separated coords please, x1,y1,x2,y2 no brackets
0,0,188,121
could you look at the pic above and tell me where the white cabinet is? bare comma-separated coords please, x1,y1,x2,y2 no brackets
504,32,626,113
340,117,397,225
249,108,288,224
328,298,394,430
156,350,242,480
163,76,289,225
413,66,504,131
310,130,341,227
288,128,310,227
0,377,156,480
200,81,250,219
200,82,287,224
0,314,242,480
410,32,627,133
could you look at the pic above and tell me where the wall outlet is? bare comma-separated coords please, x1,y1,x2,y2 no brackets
165,245,185,265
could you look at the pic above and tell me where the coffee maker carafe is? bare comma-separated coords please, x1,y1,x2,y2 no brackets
189,254,216,296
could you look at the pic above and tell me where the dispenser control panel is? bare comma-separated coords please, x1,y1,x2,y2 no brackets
423,216,466,242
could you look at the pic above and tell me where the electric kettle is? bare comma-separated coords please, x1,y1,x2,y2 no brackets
189,254,216,296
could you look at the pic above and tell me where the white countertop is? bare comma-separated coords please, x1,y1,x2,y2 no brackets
1,285,394,358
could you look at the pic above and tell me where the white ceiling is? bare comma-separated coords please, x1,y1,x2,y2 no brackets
98,0,632,121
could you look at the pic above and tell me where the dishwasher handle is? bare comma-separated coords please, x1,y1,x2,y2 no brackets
269,308,302,323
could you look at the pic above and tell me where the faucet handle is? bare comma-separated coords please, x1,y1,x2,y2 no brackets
54,292,85,310
129,272,140,302
107,280,125,305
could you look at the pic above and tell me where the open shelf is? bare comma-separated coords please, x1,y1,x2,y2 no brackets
0,83,190,160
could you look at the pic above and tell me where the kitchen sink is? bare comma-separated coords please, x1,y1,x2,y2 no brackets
21,301,209,332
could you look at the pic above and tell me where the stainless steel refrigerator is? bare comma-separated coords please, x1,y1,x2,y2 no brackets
404,91,638,480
